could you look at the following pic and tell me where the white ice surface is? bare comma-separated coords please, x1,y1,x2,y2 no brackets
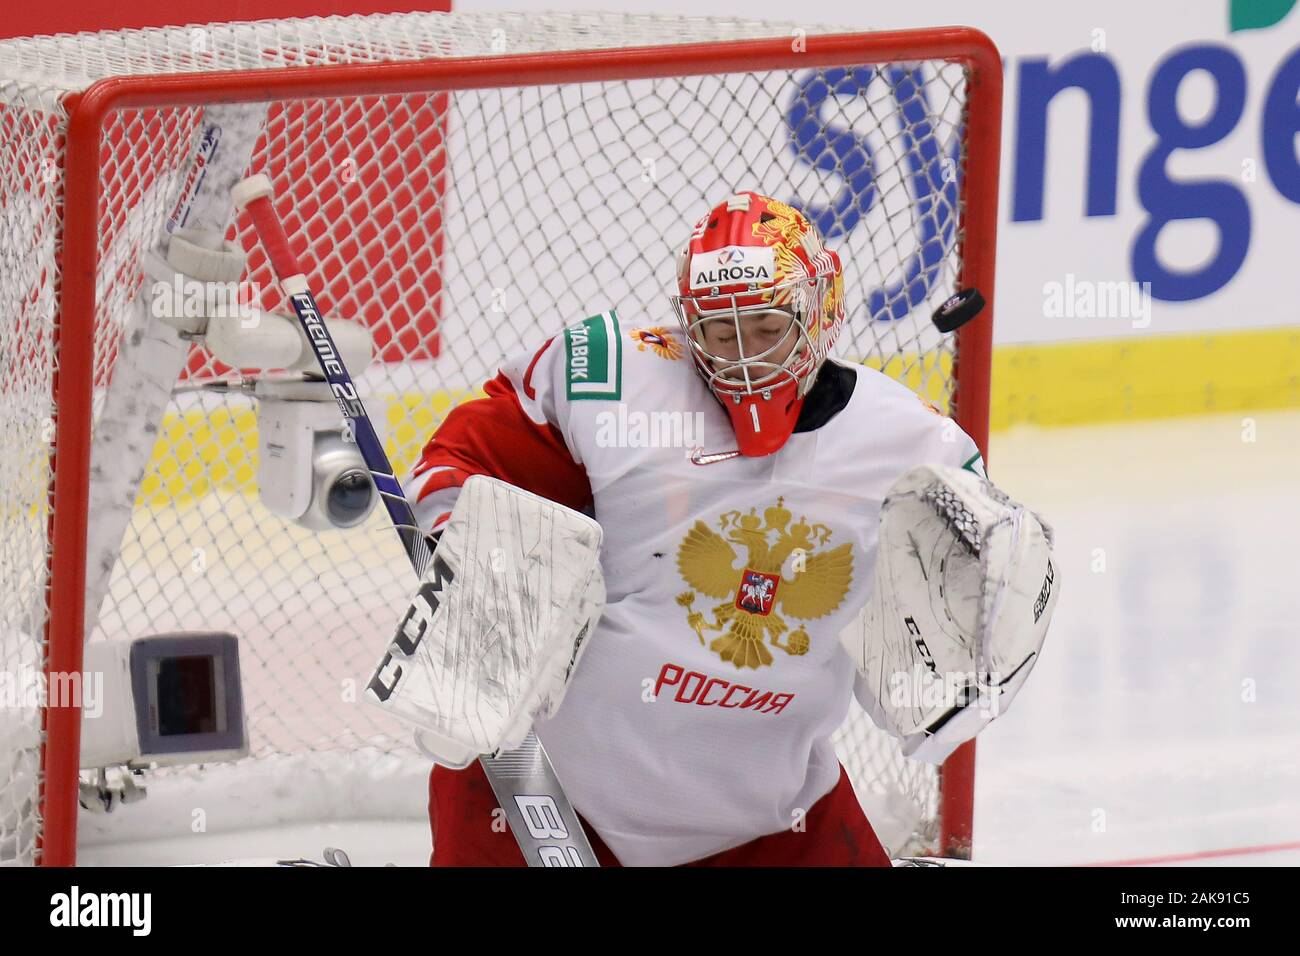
972,408,1300,866
78,409,1300,866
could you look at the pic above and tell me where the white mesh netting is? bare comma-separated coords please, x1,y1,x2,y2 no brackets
0,10,979,865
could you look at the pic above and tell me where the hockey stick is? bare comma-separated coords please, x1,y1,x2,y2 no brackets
232,174,599,868
85,103,270,640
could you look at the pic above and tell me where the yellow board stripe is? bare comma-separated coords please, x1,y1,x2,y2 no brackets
989,326,1300,430
130,326,1300,506
136,386,484,507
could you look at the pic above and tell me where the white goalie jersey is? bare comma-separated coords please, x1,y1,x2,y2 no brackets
405,310,987,867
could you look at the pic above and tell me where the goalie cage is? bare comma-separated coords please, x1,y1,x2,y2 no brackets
0,10,999,866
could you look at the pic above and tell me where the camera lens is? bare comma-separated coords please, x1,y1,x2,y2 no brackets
327,469,374,527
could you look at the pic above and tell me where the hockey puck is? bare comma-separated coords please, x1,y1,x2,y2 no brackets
931,288,985,333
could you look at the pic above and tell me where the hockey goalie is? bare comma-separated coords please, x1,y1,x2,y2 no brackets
395,192,1059,866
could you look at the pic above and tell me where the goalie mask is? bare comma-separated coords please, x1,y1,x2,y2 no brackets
669,192,845,457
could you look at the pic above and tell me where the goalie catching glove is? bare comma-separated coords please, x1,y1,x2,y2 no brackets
840,464,1059,763
365,475,605,768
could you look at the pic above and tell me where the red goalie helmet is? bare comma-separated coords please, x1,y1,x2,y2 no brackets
669,192,846,457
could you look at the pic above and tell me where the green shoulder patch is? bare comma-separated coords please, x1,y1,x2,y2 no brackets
565,310,622,401
961,451,987,478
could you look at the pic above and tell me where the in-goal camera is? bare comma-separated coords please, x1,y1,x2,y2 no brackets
255,388,377,531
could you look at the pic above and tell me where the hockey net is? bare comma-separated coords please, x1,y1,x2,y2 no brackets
0,11,998,865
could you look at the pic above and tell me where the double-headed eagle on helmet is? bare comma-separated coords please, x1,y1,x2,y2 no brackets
670,191,846,457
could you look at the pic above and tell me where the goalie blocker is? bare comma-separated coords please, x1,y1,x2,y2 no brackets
365,475,605,767
840,464,1059,763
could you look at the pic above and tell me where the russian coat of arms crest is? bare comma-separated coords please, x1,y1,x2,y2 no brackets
675,498,854,669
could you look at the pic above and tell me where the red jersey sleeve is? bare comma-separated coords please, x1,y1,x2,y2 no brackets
405,336,592,534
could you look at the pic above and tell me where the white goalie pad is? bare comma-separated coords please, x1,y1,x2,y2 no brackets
841,465,1059,762
365,476,605,768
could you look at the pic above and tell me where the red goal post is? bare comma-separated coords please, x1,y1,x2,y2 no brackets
14,16,1000,866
